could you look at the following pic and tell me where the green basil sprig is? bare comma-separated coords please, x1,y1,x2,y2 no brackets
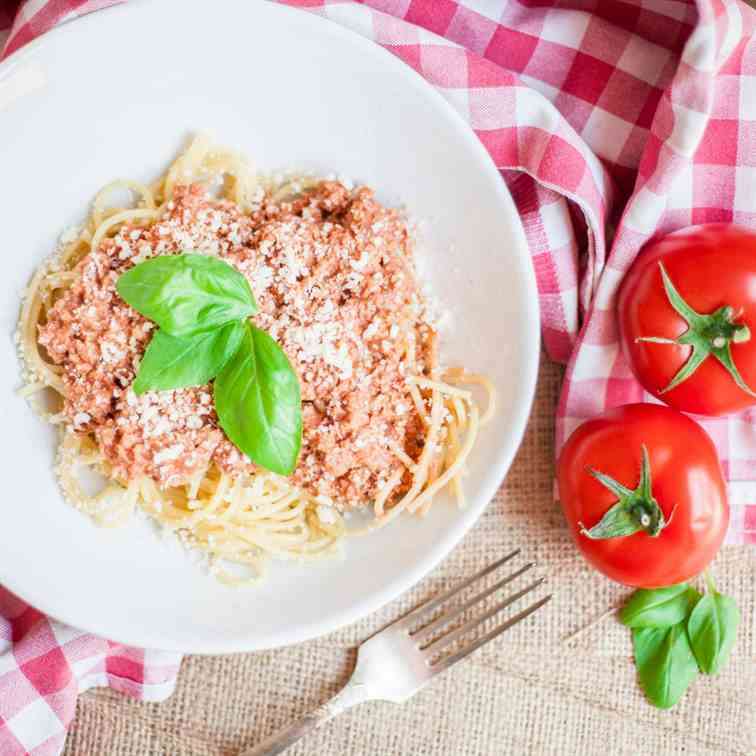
620,584,700,629
133,322,245,395
632,624,699,710
687,572,740,675
117,253,302,476
117,253,257,336
620,575,739,709
214,324,302,476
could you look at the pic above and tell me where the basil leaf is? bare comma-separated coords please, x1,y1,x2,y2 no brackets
117,253,257,336
687,592,740,674
620,585,700,629
632,624,699,709
132,321,245,396
214,323,302,476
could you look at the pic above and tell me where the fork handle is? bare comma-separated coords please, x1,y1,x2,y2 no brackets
239,679,372,756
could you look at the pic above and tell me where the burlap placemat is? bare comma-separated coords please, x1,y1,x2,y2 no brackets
63,357,756,756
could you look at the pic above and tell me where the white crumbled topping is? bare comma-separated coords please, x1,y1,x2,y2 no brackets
100,340,126,364
154,444,184,465
255,265,274,292
337,174,354,190
315,300,335,321
350,250,371,271
281,244,309,284
316,503,337,524
343,271,363,290
134,243,153,263
290,321,340,363
363,320,381,339
73,411,91,428
58,225,81,245
324,342,353,379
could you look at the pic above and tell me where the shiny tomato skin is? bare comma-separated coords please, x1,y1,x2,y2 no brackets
618,224,756,416
558,404,728,588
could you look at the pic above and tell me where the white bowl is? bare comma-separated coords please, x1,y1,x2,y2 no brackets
0,0,539,652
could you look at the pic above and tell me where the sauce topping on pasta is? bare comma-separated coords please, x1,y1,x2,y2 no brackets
39,182,435,507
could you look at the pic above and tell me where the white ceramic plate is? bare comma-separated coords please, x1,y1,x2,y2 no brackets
0,0,539,653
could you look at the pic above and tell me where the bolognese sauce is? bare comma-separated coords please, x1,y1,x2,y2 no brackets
39,182,436,508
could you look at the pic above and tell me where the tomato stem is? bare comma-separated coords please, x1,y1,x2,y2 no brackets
635,262,756,397
579,445,670,540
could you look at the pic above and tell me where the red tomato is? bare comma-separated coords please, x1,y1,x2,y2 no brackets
618,224,756,416
558,404,728,588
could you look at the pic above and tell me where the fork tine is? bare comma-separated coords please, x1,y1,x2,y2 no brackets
395,549,521,630
430,594,551,671
413,562,535,645
423,577,545,655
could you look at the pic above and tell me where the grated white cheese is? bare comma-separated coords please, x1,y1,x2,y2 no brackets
58,225,81,246
154,444,184,465
324,342,353,379
316,504,338,525
73,411,91,428
255,265,274,291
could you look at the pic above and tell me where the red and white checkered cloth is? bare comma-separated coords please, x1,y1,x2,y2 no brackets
0,590,181,755
2,0,756,753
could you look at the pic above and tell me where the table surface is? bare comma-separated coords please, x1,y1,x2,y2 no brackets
62,357,756,756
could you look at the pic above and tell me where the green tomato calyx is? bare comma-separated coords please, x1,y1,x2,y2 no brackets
579,445,671,539
636,262,755,397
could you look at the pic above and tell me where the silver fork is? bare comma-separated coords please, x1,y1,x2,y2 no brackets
241,550,550,756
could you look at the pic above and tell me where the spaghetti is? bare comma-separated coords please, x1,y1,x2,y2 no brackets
17,135,495,584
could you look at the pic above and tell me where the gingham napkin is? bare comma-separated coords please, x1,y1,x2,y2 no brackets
2,0,755,753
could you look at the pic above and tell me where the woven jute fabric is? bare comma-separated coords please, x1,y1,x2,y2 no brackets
63,357,756,756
